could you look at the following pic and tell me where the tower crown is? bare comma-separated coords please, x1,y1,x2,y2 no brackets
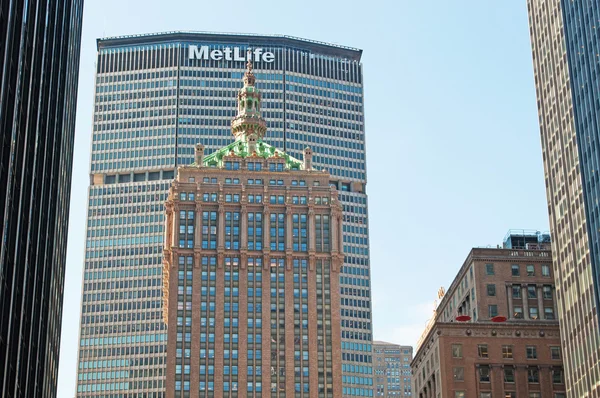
231,59,266,143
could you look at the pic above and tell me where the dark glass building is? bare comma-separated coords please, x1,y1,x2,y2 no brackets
528,0,600,395
0,0,83,397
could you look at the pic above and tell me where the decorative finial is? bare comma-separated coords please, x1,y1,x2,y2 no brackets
194,143,205,166
232,57,265,141
243,58,256,87
438,287,446,299
303,147,313,170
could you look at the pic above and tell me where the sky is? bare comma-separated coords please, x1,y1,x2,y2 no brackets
57,0,549,396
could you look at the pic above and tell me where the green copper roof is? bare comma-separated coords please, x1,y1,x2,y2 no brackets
197,138,303,170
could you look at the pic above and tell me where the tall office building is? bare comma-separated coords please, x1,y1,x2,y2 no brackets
527,1,600,395
77,32,371,397
163,63,343,397
372,342,412,397
0,0,83,397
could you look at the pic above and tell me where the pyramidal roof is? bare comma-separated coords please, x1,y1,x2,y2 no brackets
192,58,305,170
202,139,303,169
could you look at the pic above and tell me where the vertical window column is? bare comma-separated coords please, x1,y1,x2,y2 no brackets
165,202,175,248
270,258,286,397
179,210,195,248
263,206,271,254
270,213,285,251
292,214,308,252
202,211,218,250
315,215,330,253
247,212,263,251
308,208,315,254
286,207,293,256
224,212,240,250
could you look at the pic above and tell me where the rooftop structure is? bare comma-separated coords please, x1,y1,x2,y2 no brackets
502,229,551,250
97,31,363,61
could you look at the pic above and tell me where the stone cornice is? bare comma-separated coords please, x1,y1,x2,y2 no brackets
412,320,560,365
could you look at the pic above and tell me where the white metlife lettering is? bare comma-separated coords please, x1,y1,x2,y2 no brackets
188,45,275,63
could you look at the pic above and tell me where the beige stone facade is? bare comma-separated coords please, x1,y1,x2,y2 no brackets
373,341,412,397
527,1,600,395
412,246,565,397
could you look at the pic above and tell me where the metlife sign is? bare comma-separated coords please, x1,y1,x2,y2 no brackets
188,45,275,63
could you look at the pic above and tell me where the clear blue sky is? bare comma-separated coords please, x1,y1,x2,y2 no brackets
57,0,548,396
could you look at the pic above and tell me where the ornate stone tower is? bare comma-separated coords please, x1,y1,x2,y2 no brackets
163,65,343,398
231,60,267,155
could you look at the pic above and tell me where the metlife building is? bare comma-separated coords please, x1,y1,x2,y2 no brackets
77,31,371,397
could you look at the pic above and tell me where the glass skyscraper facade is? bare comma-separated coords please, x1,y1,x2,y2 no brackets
77,32,372,397
0,0,83,397
528,1,600,395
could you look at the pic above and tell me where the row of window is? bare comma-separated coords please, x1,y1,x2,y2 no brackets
487,304,555,319
451,344,561,360
467,365,563,384
180,192,332,206
485,263,551,277
487,284,553,299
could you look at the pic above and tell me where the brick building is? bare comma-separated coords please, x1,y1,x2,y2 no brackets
373,341,412,396
163,61,343,397
412,232,565,397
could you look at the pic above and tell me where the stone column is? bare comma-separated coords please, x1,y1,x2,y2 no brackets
506,284,514,319
537,284,544,319
285,207,293,270
165,202,174,249
522,284,529,320
552,286,558,319
217,205,225,249
240,205,248,250
172,204,180,248
217,205,225,267
263,200,271,272
539,366,552,397
338,208,344,257
285,207,293,249
331,209,338,254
